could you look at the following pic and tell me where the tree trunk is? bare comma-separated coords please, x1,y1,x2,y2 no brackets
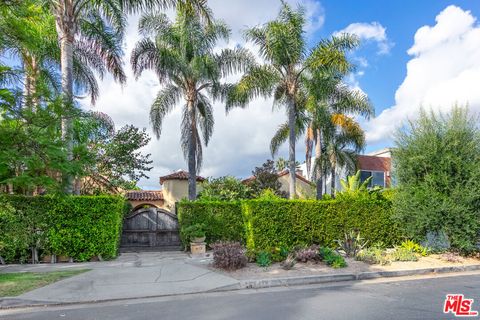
287,97,296,199
187,99,197,201
57,24,75,194
330,166,336,198
315,129,322,200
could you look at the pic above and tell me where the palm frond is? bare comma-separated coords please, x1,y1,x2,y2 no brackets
150,84,181,138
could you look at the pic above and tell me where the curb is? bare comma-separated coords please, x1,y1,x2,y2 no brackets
1,264,480,310
238,264,480,289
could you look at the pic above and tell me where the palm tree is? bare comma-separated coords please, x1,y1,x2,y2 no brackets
324,114,366,196
305,73,373,198
131,9,252,200
225,2,357,199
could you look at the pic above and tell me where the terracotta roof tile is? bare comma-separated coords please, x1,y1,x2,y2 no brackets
125,190,163,201
357,155,391,172
159,170,205,184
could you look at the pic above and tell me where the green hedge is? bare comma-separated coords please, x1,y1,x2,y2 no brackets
177,201,244,246
0,195,125,263
177,197,402,252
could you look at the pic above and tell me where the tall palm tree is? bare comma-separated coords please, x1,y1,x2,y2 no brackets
131,9,252,200
225,2,357,199
43,0,211,194
305,73,373,198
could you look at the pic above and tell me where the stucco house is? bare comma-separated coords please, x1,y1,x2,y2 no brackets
298,148,393,195
125,170,205,213
242,169,315,198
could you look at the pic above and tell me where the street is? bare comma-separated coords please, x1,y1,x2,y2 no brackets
1,273,479,320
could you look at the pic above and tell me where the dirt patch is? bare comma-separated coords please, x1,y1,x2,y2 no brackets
197,254,480,280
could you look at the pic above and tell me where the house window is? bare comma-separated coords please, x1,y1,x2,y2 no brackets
360,170,386,188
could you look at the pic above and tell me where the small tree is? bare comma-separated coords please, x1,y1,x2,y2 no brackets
198,176,253,201
393,107,480,252
247,160,287,198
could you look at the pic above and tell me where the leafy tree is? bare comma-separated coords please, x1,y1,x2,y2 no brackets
393,107,480,252
198,176,253,201
131,7,251,200
246,160,287,198
226,2,357,198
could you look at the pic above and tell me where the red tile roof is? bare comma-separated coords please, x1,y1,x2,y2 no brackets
125,190,163,201
357,155,391,172
159,170,206,184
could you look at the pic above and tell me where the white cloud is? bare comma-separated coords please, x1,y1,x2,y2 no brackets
84,1,325,189
337,21,393,54
365,5,480,143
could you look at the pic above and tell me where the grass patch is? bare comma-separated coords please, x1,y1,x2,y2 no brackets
0,269,89,297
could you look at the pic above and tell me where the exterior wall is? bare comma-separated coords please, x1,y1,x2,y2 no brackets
129,199,165,210
278,175,315,199
161,180,203,212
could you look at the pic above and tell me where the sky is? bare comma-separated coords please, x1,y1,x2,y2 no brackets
80,0,480,189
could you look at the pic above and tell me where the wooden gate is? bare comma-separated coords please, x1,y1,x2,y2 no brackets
120,207,181,251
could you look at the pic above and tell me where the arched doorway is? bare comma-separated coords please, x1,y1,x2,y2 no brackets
120,207,181,251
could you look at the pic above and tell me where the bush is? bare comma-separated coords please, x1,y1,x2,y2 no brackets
178,196,401,253
390,247,418,262
181,223,206,242
198,176,253,201
400,240,428,256
393,107,480,253
0,195,124,263
318,247,347,268
356,247,389,265
243,197,401,253
295,245,320,262
256,251,271,267
177,201,244,247
211,241,247,270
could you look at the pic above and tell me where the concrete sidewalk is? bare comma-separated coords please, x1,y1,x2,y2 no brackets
0,252,239,307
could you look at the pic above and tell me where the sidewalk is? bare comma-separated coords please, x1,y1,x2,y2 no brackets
2,252,480,309
0,252,239,308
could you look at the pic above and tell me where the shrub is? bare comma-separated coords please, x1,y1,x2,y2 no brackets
318,247,347,268
390,247,418,262
198,176,253,201
422,231,451,253
181,223,206,242
400,240,428,256
393,107,480,253
256,251,272,267
243,197,401,253
356,247,389,265
335,230,368,258
177,201,244,247
295,245,320,262
0,195,124,262
211,241,247,270
281,253,296,270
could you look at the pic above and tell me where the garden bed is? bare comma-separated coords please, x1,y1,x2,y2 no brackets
199,254,480,281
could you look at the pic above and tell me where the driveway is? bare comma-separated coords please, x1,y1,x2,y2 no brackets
0,252,239,306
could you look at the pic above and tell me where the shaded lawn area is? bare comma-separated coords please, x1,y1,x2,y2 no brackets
0,269,89,297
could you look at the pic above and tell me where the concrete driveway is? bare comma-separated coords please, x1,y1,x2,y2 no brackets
0,252,239,306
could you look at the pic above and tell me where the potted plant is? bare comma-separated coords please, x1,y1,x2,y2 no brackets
184,224,206,243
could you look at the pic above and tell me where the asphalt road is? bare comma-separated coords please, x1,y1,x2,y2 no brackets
1,273,479,320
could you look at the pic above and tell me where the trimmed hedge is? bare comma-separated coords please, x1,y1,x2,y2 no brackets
178,197,402,252
177,201,244,246
0,195,125,263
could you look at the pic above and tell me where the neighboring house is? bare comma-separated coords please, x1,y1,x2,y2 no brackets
125,170,205,213
298,148,393,195
242,169,315,198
